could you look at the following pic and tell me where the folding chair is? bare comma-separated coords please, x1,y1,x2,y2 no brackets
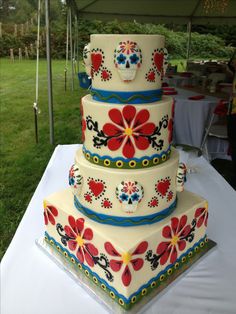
200,100,228,161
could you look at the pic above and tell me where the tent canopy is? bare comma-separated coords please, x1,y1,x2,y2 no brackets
70,0,236,25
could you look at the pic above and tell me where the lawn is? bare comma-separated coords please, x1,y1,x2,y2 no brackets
0,58,88,259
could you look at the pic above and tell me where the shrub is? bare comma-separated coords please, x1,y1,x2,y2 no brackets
0,19,233,60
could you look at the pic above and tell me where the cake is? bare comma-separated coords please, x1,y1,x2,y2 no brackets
43,35,209,310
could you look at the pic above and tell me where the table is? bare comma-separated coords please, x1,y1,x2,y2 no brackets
164,75,197,88
1,145,236,314
173,88,229,160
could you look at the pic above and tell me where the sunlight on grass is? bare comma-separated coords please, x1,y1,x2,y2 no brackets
0,58,86,259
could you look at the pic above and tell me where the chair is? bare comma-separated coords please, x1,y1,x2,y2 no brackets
207,73,226,92
200,100,228,161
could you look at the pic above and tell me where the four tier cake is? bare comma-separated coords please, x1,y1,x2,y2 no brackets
43,34,209,310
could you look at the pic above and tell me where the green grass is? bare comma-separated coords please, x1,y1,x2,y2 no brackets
171,59,186,72
0,58,88,259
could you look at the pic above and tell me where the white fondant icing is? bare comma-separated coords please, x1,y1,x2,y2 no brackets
73,147,179,217
82,95,173,160
89,34,165,91
44,188,208,299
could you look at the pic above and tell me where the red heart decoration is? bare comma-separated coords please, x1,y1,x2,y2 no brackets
150,198,158,207
91,53,102,72
148,71,155,81
88,180,104,197
102,70,110,80
154,52,164,72
156,180,170,196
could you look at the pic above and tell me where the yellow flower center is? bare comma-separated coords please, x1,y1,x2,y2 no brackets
171,235,179,246
43,200,47,209
121,252,132,265
76,235,84,247
124,128,133,136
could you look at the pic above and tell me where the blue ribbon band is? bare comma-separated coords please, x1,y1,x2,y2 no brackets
74,196,177,226
90,88,163,104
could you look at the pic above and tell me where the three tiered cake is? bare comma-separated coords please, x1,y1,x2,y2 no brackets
43,35,209,310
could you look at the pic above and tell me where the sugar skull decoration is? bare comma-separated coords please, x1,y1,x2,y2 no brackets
116,180,144,213
69,164,83,196
114,40,142,82
176,163,187,192
83,43,91,76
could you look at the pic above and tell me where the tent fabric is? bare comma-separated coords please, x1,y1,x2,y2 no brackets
69,0,236,25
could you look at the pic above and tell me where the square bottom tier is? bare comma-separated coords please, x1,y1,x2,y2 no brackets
44,189,209,310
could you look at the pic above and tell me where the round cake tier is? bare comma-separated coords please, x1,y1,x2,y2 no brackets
83,34,167,103
81,95,174,169
71,147,179,226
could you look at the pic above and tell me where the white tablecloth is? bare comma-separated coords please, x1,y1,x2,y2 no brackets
1,145,236,314
173,88,219,148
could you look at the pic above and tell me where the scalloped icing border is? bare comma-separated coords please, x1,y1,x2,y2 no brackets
82,146,171,169
45,232,208,310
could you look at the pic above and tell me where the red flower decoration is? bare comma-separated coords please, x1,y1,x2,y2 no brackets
195,206,208,228
80,102,86,143
44,203,58,225
156,215,191,265
104,241,148,286
64,216,98,267
119,41,137,54
103,106,155,159
121,181,138,194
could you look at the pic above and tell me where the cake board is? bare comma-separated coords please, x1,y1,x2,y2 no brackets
36,236,216,313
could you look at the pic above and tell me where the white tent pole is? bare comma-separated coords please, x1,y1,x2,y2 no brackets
74,14,78,75
69,6,74,91
65,8,69,91
75,14,79,69
186,19,192,62
45,0,54,145
33,0,41,143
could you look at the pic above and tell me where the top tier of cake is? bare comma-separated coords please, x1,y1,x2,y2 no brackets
83,34,167,104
